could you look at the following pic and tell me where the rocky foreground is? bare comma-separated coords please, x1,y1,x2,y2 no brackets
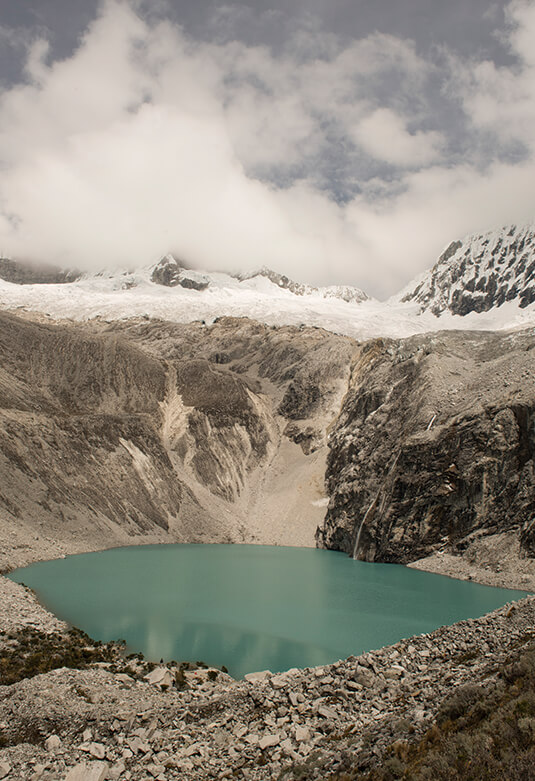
0,574,534,781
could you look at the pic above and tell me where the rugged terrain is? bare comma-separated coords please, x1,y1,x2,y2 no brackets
2,224,535,341
0,311,355,571
317,328,535,589
399,224,535,315
1,226,535,778
0,308,534,586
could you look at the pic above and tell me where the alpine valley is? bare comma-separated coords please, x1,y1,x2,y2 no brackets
0,223,535,781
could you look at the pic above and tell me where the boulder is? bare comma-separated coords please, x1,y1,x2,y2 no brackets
64,762,108,781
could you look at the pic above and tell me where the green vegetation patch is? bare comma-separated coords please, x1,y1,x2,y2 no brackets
0,626,122,685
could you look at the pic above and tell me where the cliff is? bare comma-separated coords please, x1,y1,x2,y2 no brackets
317,329,535,566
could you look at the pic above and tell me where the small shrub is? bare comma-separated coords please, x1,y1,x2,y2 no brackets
438,684,482,723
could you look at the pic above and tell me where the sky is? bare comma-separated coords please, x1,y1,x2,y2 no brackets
0,0,534,297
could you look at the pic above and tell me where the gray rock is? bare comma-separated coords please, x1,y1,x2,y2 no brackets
64,762,108,781
44,734,61,751
244,670,271,683
258,734,280,750
114,673,133,684
144,667,174,688
146,764,166,778
88,743,106,760
270,674,290,690
288,691,300,706
107,761,126,780
295,726,311,742
317,705,337,720
183,742,203,757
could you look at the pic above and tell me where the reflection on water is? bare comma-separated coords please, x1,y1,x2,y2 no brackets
9,544,527,678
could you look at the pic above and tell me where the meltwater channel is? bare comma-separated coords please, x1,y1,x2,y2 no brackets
9,544,527,679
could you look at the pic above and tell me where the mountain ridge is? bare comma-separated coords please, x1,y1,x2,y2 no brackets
1,223,535,338
397,223,535,315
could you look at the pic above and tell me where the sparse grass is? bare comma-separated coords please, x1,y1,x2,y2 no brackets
0,626,228,688
325,645,535,781
0,626,123,685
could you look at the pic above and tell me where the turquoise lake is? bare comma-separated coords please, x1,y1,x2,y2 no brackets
8,544,527,679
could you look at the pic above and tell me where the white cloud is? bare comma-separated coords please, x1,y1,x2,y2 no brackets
352,108,444,167
0,0,534,298
450,0,535,149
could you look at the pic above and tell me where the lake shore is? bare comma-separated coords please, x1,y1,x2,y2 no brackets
2,524,534,592
408,529,535,592
1,527,534,780
1,565,534,780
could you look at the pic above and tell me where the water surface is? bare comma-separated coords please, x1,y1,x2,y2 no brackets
9,544,526,678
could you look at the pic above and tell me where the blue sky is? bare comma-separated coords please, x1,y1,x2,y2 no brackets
0,0,534,296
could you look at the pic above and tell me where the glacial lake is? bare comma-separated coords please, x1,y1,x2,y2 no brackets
9,544,527,679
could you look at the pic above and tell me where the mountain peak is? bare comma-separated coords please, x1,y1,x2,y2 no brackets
150,255,210,291
236,266,369,303
399,223,535,315
235,266,312,296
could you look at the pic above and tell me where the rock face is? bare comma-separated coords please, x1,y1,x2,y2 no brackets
1,305,534,574
150,255,209,290
0,312,191,569
0,312,355,568
400,224,535,315
317,329,535,563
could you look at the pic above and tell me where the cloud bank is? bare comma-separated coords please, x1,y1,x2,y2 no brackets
0,0,534,297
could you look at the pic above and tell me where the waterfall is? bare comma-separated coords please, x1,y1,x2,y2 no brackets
352,494,378,559
352,450,402,560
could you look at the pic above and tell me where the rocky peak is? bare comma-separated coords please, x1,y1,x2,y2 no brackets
321,284,369,304
400,224,535,315
236,266,312,296
237,266,369,303
150,255,210,291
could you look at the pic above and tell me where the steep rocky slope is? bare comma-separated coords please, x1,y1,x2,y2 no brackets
399,223,535,315
317,328,535,571
0,312,355,570
1,306,534,581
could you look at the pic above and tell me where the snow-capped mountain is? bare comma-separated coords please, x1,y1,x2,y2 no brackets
235,266,369,304
144,257,369,303
0,224,535,340
398,224,535,316
0,254,388,339
150,255,211,291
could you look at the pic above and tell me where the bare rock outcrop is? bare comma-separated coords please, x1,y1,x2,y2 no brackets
317,329,535,564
